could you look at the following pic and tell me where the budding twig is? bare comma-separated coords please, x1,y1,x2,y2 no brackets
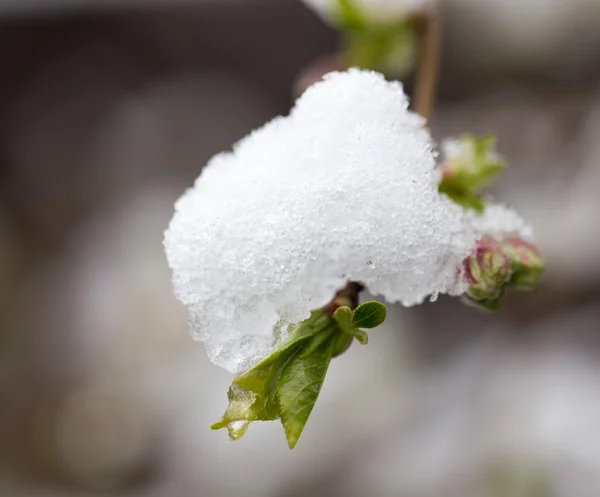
323,281,365,314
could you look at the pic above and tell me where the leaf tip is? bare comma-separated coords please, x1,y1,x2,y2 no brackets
210,421,225,431
210,419,250,441
333,305,353,320
227,420,250,440
355,329,369,345
286,433,300,449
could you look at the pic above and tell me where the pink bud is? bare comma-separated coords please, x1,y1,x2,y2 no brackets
501,237,544,290
463,237,511,301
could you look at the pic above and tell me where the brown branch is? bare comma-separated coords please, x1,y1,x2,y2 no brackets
414,8,443,124
323,281,365,315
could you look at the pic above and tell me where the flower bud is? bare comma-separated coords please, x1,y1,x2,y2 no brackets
464,237,511,301
461,292,505,312
501,237,544,291
341,20,418,80
438,135,505,211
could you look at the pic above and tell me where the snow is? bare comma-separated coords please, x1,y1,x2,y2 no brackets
164,69,477,373
469,203,535,243
441,137,501,166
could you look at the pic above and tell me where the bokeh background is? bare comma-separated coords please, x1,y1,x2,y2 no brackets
1,0,600,496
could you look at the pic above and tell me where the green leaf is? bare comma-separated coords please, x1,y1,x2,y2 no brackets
438,183,486,213
234,346,296,398
472,161,505,188
212,311,338,443
211,345,296,438
240,310,331,374
277,331,337,449
332,306,353,330
342,19,418,79
439,134,506,212
350,328,369,345
473,134,496,162
333,306,369,345
210,384,277,440
335,0,366,30
212,301,383,448
352,301,387,328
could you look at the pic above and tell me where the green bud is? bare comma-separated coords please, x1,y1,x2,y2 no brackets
502,237,544,291
461,291,505,312
464,237,511,301
341,20,418,80
330,0,418,79
439,134,506,212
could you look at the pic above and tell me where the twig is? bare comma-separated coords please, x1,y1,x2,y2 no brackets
414,8,443,124
323,282,365,315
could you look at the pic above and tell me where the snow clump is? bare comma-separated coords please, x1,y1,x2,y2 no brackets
164,70,477,373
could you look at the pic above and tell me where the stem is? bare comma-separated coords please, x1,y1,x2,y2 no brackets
323,281,365,316
414,8,443,124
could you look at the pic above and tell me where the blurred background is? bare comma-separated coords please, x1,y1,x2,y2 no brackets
1,0,600,496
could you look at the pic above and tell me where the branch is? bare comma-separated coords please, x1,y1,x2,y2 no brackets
323,281,365,315
414,8,443,124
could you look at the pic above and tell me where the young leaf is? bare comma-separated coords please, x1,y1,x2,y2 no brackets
333,306,369,345
241,310,332,373
212,310,335,441
211,350,294,438
335,0,366,30
349,328,369,345
276,331,337,449
438,184,486,213
439,134,506,212
342,19,418,79
212,301,383,448
210,384,278,440
352,301,387,329
333,306,354,330
234,347,297,396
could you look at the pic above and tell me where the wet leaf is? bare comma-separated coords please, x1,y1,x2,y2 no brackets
277,331,337,448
